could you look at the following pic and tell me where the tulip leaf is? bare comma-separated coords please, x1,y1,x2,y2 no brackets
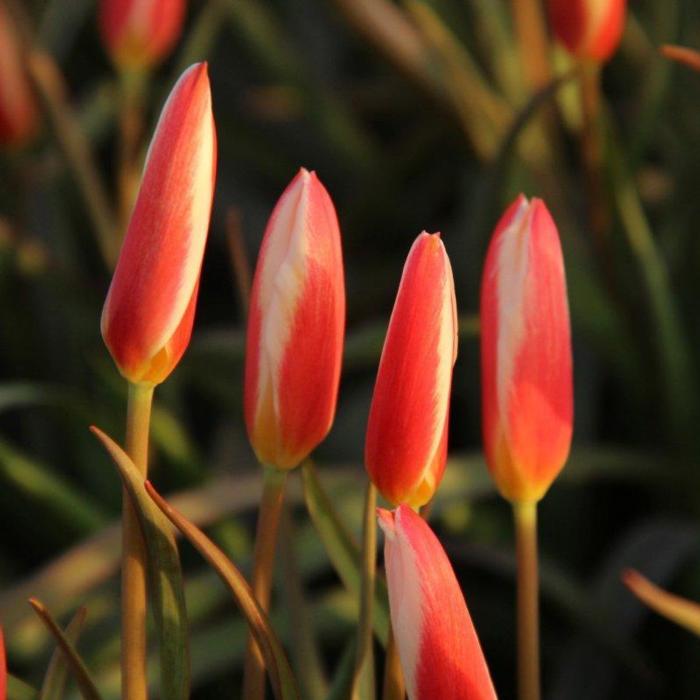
27,599,102,700
301,462,389,645
144,480,300,700
90,427,190,700
0,438,106,536
623,569,700,637
39,606,87,700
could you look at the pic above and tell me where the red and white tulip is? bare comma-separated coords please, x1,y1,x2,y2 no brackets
99,0,187,70
480,195,573,503
547,0,626,62
0,3,39,147
365,232,457,507
244,168,345,470
101,62,216,385
378,505,497,700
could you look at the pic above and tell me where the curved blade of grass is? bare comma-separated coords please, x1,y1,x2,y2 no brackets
661,44,700,72
0,439,106,536
39,607,86,700
144,481,299,700
301,463,389,645
90,427,190,700
623,569,700,637
27,600,101,700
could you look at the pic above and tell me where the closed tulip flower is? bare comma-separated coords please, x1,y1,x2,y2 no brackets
378,505,497,700
480,195,573,503
101,62,216,385
365,232,457,508
244,168,345,470
547,0,626,62
0,3,39,146
99,0,186,70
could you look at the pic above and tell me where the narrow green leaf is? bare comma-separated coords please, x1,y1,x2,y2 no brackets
0,439,106,534
301,463,389,645
90,426,190,700
144,481,300,700
39,607,87,700
27,600,102,700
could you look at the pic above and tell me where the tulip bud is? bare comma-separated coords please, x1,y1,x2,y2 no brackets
101,63,216,385
99,0,186,70
0,3,39,147
365,233,457,508
244,169,345,470
547,0,626,62
480,196,573,503
378,505,497,700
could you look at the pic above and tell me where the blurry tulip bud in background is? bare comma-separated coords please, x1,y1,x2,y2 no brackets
378,506,497,700
0,3,39,147
99,0,186,70
547,0,626,62
101,63,216,385
244,168,345,470
365,232,457,508
480,196,573,503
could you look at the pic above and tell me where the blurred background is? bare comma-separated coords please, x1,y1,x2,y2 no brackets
2,0,700,698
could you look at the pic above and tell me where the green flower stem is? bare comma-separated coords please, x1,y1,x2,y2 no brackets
513,500,540,700
351,482,377,700
122,382,154,700
242,465,288,700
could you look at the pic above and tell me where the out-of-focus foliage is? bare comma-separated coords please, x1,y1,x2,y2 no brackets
2,0,700,698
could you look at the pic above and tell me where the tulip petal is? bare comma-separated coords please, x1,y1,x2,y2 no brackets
244,168,345,469
379,506,497,700
101,62,216,385
365,232,457,506
547,0,626,62
481,196,573,502
0,4,39,146
99,0,186,69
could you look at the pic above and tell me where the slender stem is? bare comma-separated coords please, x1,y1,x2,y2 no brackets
351,482,377,700
242,466,288,700
513,500,540,700
122,382,154,700
382,625,405,700
510,0,552,90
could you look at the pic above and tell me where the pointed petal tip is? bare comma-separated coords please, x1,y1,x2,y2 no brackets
377,507,396,538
